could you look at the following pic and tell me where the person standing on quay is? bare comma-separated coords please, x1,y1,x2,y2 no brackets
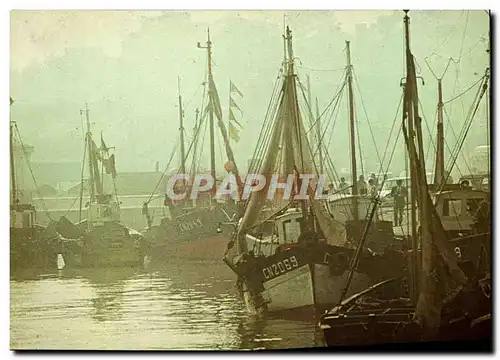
390,179,408,226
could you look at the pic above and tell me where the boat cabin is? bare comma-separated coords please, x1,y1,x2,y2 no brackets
432,185,490,236
10,203,36,230
327,194,379,225
458,173,490,192
87,194,120,227
245,208,304,256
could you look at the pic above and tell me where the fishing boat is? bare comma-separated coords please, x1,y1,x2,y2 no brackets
10,97,62,272
54,104,149,268
221,26,406,317
142,30,243,261
323,41,394,246
319,11,491,349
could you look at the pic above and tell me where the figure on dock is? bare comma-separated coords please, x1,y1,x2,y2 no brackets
390,179,407,226
357,175,367,195
338,177,349,194
368,178,377,198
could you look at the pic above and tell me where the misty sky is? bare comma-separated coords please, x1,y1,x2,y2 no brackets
10,10,490,177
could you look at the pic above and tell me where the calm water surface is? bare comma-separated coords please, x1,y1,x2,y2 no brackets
10,260,325,350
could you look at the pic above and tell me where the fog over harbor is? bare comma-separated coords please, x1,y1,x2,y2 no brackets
11,10,489,177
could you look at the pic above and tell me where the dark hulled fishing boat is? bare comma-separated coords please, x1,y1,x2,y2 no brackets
10,98,62,272
55,105,149,268
142,30,243,261
222,27,405,316
319,11,492,349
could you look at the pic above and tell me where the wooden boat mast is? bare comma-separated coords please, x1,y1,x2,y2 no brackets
178,76,186,176
82,103,96,203
198,29,217,196
10,98,17,205
346,40,358,220
315,96,324,174
402,13,419,304
403,10,466,330
433,79,445,187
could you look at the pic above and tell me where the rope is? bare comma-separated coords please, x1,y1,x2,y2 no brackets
296,65,345,73
428,10,465,55
442,73,488,186
354,96,364,177
377,93,404,176
353,68,383,167
443,75,485,105
307,68,347,135
78,131,87,222
247,67,284,176
145,138,180,205
13,123,53,221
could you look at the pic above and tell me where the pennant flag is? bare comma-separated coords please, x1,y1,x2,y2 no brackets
91,139,102,161
103,154,117,178
208,76,223,121
230,81,243,98
229,97,243,114
229,108,243,128
100,133,109,152
228,122,240,142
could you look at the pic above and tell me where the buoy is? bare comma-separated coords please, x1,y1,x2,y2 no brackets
57,253,65,270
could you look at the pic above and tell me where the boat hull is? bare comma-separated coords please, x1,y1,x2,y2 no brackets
10,226,62,272
145,203,238,261
320,274,492,349
235,244,403,316
60,222,147,269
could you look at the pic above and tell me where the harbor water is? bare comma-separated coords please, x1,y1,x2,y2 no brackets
10,259,324,350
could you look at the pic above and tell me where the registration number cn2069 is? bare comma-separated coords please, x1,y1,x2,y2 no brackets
262,256,299,280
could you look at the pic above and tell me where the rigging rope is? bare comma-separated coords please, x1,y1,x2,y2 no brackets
443,75,485,105
353,96,365,177
443,71,488,186
13,123,53,221
145,138,180,205
247,67,284,175
296,65,345,73
77,130,87,221
352,69,383,168
429,10,465,55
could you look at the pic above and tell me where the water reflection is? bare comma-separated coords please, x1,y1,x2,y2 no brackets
82,268,138,322
10,261,324,350
236,315,325,350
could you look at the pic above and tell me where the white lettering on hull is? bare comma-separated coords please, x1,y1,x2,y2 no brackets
262,256,299,280
177,218,203,233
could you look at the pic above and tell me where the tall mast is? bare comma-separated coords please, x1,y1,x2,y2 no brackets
315,97,324,174
403,10,419,304
286,26,308,222
178,76,186,175
305,74,322,173
82,103,95,203
306,74,312,113
198,29,216,196
346,40,358,221
10,99,17,205
434,78,445,187
191,107,200,181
